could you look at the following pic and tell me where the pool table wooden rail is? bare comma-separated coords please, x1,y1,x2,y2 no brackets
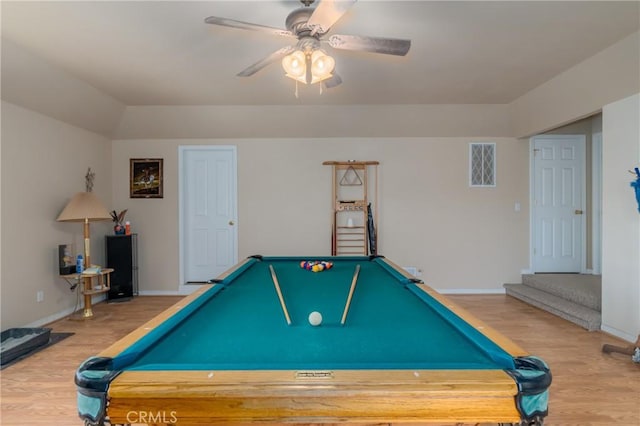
106,369,521,424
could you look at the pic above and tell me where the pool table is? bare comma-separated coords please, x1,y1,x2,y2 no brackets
76,255,551,425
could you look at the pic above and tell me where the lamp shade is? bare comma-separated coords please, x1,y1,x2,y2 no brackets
57,192,111,222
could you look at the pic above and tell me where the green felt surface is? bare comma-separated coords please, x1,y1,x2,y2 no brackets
124,257,514,371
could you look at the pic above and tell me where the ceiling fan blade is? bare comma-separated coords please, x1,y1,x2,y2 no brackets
205,16,294,38
307,0,357,34
328,34,411,56
237,46,296,77
323,73,342,89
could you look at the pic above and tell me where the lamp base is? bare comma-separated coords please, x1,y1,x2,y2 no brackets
68,311,111,322
68,311,95,321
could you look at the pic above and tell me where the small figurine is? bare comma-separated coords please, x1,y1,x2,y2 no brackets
85,167,96,192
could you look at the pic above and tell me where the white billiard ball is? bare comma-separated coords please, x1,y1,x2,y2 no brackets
308,311,323,326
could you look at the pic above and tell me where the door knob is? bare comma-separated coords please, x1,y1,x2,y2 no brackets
229,220,235,226
574,209,584,215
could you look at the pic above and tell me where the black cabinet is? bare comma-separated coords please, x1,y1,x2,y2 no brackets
105,234,138,302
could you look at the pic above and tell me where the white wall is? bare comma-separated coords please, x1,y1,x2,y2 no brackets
0,101,112,329
1,38,125,137
601,93,640,341
113,104,512,139
1,40,120,328
112,137,529,295
510,31,640,138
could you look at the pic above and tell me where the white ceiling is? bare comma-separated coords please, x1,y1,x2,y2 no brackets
2,1,638,106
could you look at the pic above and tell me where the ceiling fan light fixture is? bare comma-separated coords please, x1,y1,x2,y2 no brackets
282,50,306,78
282,49,335,85
311,49,335,80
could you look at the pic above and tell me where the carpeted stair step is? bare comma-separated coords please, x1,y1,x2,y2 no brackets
504,283,601,331
521,274,601,311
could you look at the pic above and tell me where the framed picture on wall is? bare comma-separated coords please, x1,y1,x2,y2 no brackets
130,158,163,198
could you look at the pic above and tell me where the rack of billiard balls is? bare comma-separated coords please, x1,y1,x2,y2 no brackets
300,260,334,272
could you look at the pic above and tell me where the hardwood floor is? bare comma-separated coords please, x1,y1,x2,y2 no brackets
0,295,637,426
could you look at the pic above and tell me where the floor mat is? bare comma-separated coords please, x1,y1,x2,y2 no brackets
1,332,74,369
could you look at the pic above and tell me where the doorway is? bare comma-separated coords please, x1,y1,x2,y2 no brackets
530,135,586,273
179,145,238,294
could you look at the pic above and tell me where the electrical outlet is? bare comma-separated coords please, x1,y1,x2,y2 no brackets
403,266,417,276
36,291,44,303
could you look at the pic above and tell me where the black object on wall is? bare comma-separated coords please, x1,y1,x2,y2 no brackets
58,244,76,275
105,234,138,302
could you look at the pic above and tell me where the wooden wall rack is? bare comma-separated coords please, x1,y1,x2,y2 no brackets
323,161,379,255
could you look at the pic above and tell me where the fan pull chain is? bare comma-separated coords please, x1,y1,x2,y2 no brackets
294,81,299,99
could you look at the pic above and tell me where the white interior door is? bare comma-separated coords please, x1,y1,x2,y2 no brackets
180,146,237,290
532,135,586,273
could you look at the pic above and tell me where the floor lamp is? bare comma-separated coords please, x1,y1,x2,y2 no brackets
57,191,111,318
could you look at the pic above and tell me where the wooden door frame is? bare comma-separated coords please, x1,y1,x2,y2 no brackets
528,134,587,274
178,145,238,295
591,132,603,275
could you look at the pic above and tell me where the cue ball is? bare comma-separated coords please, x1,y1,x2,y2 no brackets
308,311,323,326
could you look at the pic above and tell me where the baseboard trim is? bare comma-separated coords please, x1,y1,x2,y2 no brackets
437,288,506,295
24,294,107,328
24,306,78,328
600,324,637,343
138,290,182,296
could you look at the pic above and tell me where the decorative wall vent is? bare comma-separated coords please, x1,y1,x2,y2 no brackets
469,142,496,187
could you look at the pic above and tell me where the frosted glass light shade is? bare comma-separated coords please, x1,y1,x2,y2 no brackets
311,50,335,80
282,49,335,85
281,50,306,78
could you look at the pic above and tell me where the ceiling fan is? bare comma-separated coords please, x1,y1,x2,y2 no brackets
204,0,411,88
